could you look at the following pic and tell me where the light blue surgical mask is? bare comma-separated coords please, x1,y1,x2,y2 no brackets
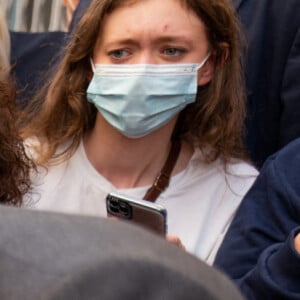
87,55,210,138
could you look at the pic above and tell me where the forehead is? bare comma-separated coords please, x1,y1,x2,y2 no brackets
98,0,205,42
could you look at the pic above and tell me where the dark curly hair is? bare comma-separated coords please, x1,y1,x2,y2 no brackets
0,79,34,206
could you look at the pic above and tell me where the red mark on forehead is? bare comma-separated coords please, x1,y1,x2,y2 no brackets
163,24,169,32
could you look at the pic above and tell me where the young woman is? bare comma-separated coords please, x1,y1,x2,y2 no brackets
21,0,257,263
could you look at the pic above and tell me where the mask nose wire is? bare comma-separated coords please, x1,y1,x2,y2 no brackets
90,54,211,73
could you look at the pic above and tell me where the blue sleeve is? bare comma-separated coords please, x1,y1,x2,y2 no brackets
237,228,300,299
214,139,300,299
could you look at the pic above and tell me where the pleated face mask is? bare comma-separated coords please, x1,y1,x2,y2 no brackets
87,55,210,138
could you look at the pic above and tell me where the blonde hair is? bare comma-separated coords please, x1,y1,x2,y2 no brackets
21,0,248,166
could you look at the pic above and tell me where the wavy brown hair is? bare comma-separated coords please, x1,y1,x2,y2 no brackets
0,79,34,206
20,0,248,166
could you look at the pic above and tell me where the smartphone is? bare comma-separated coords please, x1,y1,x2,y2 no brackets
106,192,167,235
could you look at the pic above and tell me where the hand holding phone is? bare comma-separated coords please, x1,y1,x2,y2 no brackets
106,192,167,235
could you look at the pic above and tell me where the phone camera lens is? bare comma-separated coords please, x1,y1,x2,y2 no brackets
109,204,119,214
110,199,119,208
119,202,130,217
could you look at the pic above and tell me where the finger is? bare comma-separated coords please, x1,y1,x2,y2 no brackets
166,235,186,250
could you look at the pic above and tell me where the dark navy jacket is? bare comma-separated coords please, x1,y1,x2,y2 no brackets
10,31,67,108
214,137,300,299
233,0,300,167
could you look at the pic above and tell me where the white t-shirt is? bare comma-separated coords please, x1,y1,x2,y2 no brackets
26,141,257,264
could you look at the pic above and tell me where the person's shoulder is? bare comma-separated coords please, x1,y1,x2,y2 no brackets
191,149,258,188
227,159,258,177
267,138,300,167
24,136,41,161
224,159,258,194
276,137,300,158
262,138,300,183
190,148,258,177
24,137,80,163
25,139,81,208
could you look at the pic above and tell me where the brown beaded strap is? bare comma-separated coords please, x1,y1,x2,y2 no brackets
143,140,181,202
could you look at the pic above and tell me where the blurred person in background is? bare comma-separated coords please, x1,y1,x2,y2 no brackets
215,137,300,299
0,10,10,74
61,0,80,29
233,0,300,168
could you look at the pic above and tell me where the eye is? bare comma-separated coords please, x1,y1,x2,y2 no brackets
163,47,185,56
108,49,131,60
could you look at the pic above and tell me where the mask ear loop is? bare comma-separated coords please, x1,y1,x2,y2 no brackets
197,52,211,70
90,58,96,73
